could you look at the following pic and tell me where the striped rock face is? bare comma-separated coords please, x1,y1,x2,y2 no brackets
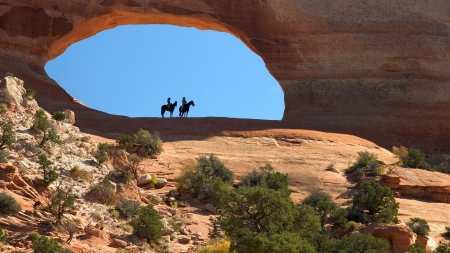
0,0,449,154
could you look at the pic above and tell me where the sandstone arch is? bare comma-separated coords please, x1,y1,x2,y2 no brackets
0,0,449,154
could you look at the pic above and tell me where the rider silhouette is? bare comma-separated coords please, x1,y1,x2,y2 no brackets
181,97,187,111
167,97,171,110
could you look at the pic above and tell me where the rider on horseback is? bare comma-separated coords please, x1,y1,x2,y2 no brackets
167,97,171,110
181,97,187,111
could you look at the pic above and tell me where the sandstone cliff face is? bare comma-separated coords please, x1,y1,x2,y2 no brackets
0,0,449,153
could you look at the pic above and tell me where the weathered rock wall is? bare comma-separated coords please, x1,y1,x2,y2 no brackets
0,0,449,154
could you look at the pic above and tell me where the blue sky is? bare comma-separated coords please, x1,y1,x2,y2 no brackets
45,25,284,120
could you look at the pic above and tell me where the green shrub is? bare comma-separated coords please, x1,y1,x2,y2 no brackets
352,180,399,223
406,218,430,236
405,148,426,168
4,72,14,77
0,104,6,115
336,232,389,253
88,178,116,204
133,129,163,157
394,146,429,169
26,88,36,100
131,204,163,243
115,197,140,218
0,150,7,163
434,242,450,253
52,111,66,121
345,151,385,175
0,227,7,242
33,110,63,145
409,241,427,253
0,192,21,214
302,189,348,230
443,226,450,237
175,154,234,200
46,182,76,224
94,143,108,164
29,232,73,253
116,135,133,151
0,121,15,150
37,154,59,187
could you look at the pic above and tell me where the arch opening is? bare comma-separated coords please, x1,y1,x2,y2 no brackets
45,24,284,120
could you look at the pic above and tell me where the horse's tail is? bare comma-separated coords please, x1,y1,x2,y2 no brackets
161,105,165,118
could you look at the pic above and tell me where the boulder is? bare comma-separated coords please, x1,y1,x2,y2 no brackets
137,174,153,186
112,238,127,248
177,235,191,244
63,109,75,124
154,178,168,189
0,76,25,109
359,222,414,253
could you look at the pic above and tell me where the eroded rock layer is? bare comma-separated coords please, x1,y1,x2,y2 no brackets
0,0,449,153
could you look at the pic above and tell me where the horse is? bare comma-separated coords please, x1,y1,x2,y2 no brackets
179,100,195,117
161,101,177,118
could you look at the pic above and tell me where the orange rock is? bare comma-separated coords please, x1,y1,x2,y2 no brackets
1,1,450,154
359,222,415,253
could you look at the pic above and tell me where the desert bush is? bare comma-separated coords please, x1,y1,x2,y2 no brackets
58,218,79,243
0,227,6,242
116,130,163,157
115,197,140,218
240,164,289,194
46,181,76,224
133,129,163,157
25,88,36,99
443,226,450,237
434,242,450,253
409,241,427,253
37,154,59,187
0,104,6,115
127,154,142,178
433,155,450,174
131,204,163,243
0,121,15,150
198,239,231,253
0,150,7,163
175,154,234,200
4,72,14,77
94,143,108,164
405,148,426,168
302,189,348,230
70,165,93,182
52,111,66,121
406,218,430,236
33,110,64,145
325,163,336,171
88,178,116,205
345,150,385,176
29,232,73,253
352,180,399,223
0,192,22,215
393,146,429,169
116,135,133,151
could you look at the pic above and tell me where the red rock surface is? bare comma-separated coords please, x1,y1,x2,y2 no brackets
381,168,450,203
359,222,416,253
1,0,450,154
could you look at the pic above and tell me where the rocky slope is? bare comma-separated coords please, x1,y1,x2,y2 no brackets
1,0,450,154
0,77,449,252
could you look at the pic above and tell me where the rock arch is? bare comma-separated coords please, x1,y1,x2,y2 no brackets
0,0,449,154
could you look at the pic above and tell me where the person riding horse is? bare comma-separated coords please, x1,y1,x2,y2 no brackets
181,97,187,111
167,97,172,110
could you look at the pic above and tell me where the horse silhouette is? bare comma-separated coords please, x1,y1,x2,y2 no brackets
161,101,177,118
179,100,195,117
